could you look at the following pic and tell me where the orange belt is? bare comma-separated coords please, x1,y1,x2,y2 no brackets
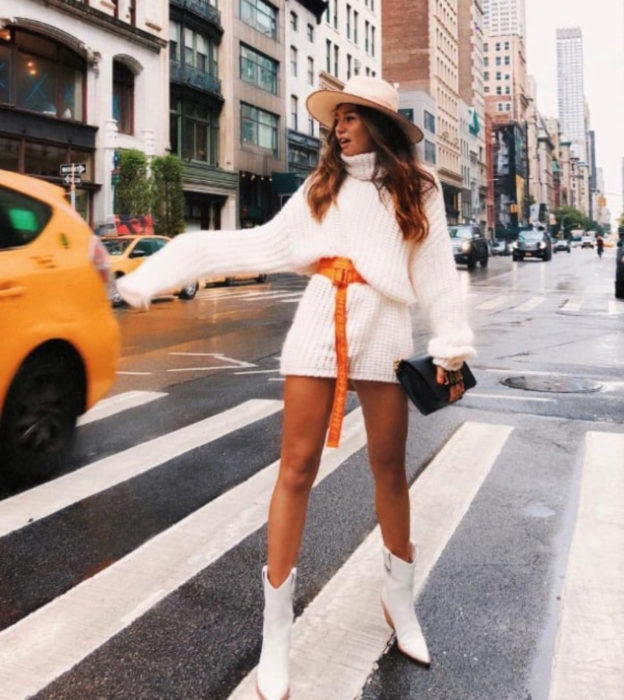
317,257,367,447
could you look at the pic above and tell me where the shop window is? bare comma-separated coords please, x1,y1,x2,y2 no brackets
170,99,219,164
0,136,19,171
8,31,84,121
113,61,134,134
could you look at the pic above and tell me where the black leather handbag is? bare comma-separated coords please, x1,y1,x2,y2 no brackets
394,355,476,415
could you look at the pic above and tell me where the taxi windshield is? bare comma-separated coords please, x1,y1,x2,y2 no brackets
102,239,132,255
449,227,473,239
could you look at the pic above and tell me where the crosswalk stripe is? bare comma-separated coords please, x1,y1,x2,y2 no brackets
548,431,624,700
0,409,367,699
77,391,167,426
0,399,282,539
229,421,514,699
560,298,583,312
513,296,545,312
475,296,506,310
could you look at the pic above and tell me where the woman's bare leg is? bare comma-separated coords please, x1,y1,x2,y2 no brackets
353,380,411,562
266,375,335,586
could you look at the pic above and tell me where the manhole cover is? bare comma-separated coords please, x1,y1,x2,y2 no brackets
501,375,602,393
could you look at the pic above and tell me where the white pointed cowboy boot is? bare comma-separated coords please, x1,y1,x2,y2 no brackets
380,543,431,667
256,566,296,700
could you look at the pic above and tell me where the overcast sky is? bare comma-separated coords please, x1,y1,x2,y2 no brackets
524,0,624,224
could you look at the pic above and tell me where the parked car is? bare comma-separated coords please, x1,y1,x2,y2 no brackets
101,235,200,306
448,224,489,269
581,234,594,248
491,239,510,256
615,238,624,299
553,238,571,253
511,227,552,261
0,170,120,483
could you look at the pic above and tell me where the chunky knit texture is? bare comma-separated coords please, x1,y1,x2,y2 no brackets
117,152,475,375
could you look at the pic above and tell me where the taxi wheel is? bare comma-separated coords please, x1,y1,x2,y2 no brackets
177,281,199,300
0,353,80,483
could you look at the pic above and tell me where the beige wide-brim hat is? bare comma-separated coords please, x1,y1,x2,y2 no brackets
306,75,424,143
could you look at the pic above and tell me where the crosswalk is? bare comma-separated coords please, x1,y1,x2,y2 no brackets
0,390,622,699
194,285,624,316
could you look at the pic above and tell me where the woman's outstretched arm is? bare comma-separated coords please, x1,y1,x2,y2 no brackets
117,187,307,308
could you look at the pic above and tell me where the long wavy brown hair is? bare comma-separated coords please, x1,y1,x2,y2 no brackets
306,105,437,241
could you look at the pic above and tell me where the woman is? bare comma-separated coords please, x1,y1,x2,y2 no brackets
117,76,474,700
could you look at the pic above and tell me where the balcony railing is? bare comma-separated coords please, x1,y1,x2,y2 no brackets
170,0,222,30
170,60,222,99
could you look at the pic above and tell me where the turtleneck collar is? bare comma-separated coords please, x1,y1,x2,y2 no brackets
342,152,377,181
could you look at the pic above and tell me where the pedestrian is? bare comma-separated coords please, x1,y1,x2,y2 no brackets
117,76,475,700
596,233,604,258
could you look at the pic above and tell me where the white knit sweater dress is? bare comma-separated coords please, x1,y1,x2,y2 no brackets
117,152,475,380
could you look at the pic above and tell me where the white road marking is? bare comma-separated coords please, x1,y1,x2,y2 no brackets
233,369,281,375
0,410,367,699
513,296,545,312
229,422,514,699
475,296,507,310
0,399,282,539
560,298,582,312
548,431,624,700
77,391,167,426
466,392,556,403
115,371,152,376
167,352,256,372
607,300,624,314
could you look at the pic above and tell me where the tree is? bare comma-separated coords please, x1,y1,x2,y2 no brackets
116,149,151,216
151,155,185,236
554,206,585,234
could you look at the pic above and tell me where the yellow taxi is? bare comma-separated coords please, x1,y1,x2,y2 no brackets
101,234,200,305
0,169,120,483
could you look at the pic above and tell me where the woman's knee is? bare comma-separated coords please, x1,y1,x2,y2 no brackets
370,456,407,491
278,446,321,493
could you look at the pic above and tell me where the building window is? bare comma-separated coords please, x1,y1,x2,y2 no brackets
170,99,219,164
333,0,338,28
483,42,488,52
347,53,352,79
4,29,86,122
504,41,510,50
505,86,510,95
496,86,502,95
424,139,436,164
365,20,369,52
308,117,314,136
290,46,297,76
177,24,219,77
290,94,298,131
353,11,359,43
495,56,501,65
240,44,278,94
505,103,511,111
424,110,435,133
371,26,375,56
307,56,314,85
504,55,510,65
483,56,488,67
346,4,351,39
113,61,134,134
333,44,339,77
241,102,278,153
496,71,501,80
484,70,489,81
290,11,297,31
240,0,277,40
307,23,314,41
326,39,331,73
495,42,500,51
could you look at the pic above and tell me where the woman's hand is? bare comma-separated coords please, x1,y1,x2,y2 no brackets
436,365,465,403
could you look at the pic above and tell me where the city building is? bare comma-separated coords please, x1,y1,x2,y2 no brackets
382,0,462,222
482,0,526,40
281,1,327,200
556,27,587,163
169,0,238,230
458,0,487,225
0,0,169,227
219,0,288,227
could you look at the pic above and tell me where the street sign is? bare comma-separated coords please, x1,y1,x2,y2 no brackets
63,174,81,186
59,163,87,176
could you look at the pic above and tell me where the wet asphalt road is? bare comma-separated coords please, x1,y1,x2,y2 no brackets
1,247,622,700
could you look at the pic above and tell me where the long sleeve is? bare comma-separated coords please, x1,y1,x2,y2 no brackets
409,180,476,371
116,187,307,308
